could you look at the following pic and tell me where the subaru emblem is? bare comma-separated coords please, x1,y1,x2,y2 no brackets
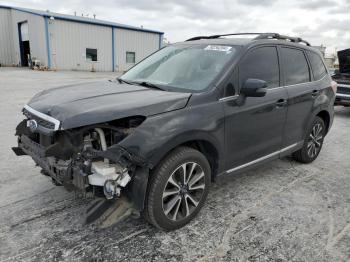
27,119,38,132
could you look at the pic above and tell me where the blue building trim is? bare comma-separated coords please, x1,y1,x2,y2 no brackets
44,17,51,68
0,5,164,35
159,33,164,49
17,22,24,66
112,27,115,72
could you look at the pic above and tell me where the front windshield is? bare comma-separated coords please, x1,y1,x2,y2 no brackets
120,44,237,92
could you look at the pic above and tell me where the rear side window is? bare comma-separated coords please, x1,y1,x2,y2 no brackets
281,47,310,85
307,51,327,80
239,46,280,88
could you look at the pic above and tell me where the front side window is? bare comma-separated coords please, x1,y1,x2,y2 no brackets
239,46,280,89
121,44,238,92
281,47,310,85
126,52,136,64
86,48,97,62
307,51,327,80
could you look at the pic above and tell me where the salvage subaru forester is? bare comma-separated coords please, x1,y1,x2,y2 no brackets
13,33,336,230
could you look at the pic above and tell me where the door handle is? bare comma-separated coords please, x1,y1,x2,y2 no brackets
312,90,320,97
275,99,287,108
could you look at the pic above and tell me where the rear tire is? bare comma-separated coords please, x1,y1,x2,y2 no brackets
293,116,326,163
145,147,211,231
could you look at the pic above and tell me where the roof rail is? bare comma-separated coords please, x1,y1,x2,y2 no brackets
186,33,265,41
254,33,311,46
186,32,311,46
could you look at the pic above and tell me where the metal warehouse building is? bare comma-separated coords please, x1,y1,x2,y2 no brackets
0,5,164,72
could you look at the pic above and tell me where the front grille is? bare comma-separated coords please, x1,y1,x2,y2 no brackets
23,108,56,130
337,85,350,95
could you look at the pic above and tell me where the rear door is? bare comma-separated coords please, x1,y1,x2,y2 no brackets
223,46,288,170
279,46,314,147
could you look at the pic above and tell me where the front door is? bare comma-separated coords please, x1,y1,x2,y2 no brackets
224,46,288,170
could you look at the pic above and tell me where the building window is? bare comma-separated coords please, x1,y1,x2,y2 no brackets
126,52,136,63
86,48,97,61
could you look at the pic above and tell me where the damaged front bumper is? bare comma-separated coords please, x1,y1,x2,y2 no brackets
13,133,140,200
13,105,152,213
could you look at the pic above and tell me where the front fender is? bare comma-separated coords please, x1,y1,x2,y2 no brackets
119,103,225,169
119,102,225,211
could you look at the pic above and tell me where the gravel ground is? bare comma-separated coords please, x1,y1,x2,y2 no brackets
0,68,349,262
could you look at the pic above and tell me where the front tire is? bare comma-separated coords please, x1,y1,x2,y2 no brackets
145,147,211,231
293,116,326,163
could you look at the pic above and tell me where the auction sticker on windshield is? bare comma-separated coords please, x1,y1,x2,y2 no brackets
204,45,232,53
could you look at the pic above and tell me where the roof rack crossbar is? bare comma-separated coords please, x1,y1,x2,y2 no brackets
186,32,311,46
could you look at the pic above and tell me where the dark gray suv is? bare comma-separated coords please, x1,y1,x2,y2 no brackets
13,33,336,230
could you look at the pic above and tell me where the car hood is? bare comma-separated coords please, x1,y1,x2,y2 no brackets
27,81,191,129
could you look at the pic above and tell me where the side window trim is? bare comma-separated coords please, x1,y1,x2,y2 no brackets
303,49,314,82
238,45,281,90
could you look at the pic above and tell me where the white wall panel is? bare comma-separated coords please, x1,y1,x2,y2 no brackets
11,9,47,66
114,29,160,72
0,8,15,66
50,19,112,71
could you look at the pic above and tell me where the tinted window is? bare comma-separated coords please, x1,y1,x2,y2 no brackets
239,46,279,88
281,47,310,85
308,51,327,80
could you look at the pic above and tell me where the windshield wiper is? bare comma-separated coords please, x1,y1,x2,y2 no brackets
117,78,165,91
117,77,134,85
136,81,165,91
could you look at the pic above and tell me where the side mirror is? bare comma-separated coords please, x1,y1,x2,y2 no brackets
241,79,267,97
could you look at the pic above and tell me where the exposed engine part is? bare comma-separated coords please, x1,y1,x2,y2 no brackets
94,128,108,164
88,161,131,199
104,180,121,200
94,128,107,150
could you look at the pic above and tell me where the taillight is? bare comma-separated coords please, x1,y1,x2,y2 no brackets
331,80,337,93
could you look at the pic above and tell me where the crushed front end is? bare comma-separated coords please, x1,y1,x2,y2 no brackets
13,105,147,202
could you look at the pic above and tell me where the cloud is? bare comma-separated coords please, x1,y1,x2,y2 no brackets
0,0,349,53
298,0,337,10
236,0,276,6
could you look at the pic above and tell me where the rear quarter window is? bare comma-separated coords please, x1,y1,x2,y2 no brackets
281,47,310,86
307,51,328,81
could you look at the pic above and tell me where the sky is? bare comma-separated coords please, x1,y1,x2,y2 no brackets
1,0,349,55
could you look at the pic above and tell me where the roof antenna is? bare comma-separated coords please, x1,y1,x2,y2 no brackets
93,14,96,19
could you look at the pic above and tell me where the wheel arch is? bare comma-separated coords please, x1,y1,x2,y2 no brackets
159,139,220,179
149,134,223,179
316,110,331,134
125,133,223,212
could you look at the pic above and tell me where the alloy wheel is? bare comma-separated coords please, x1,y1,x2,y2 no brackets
162,162,206,221
307,123,323,158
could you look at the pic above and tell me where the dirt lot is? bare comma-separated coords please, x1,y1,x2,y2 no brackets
0,68,349,262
